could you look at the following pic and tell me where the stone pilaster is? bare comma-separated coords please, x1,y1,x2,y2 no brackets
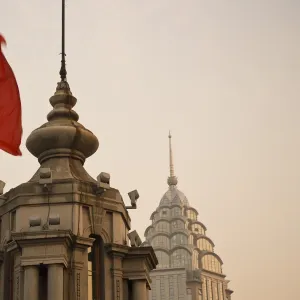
48,264,64,300
13,252,22,300
132,279,147,300
23,265,39,300
70,236,94,300
106,244,128,300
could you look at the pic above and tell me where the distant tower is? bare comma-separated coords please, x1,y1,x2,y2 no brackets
143,133,233,300
0,2,157,300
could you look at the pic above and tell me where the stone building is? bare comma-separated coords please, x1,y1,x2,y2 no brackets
143,134,233,300
0,77,157,300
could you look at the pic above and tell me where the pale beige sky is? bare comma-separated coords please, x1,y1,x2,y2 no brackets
1,1,300,299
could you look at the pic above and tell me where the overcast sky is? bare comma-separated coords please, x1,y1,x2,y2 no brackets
1,1,300,299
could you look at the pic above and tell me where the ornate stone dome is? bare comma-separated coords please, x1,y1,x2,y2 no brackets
159,185,189,206
26,81,99,165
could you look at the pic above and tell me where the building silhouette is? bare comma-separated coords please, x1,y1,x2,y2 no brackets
143,133,233,300
0,4,157,297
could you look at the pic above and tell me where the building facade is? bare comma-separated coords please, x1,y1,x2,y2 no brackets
0,79,157,300
143,134,233,300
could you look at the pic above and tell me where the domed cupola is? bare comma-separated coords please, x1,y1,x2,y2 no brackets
26,81,99,165
159,186,189,207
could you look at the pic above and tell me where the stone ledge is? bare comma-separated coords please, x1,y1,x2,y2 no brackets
21,255,68,268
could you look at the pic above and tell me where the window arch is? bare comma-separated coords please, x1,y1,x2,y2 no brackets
171,219,185,231
186,209,197,220
171,248,191,269
144,226,154,238
171,233,188,247
159,208,170,217
191,223,205,235
152,235,170,249
189,234,194,245
156,250,170,269
155,221,170,233
171,206,182,217
197,238,213,251
201,254,222,274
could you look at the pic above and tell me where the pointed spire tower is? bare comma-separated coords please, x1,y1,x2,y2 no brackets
144,134,234,300
167,131,178,186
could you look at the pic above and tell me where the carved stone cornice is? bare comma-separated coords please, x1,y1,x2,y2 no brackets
226,288,234,295
12,229,73,247
122,246,158,288
73,235,95,249
105,243,129,257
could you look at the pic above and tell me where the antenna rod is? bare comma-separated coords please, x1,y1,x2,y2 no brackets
169,131,175,177
59,0,67,81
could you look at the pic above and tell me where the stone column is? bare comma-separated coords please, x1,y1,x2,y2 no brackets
132,280,147,300
23,265,39,300
48,264,64,300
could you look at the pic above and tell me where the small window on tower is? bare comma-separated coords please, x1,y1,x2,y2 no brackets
162,211,167,216
195,228,199,232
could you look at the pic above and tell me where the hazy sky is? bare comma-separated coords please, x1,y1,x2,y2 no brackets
1,1,300,299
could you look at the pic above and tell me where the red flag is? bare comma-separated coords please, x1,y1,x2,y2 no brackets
0,34,22,156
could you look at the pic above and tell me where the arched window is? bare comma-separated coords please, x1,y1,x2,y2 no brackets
145,226,153,238
186,209,197,220
197,238,213,251
156,251,170,268
201,254,222,274
152,235,170,249
171,219,185,231
159,208,170,217
152,212,159,222
155,221,170,233
188,235,194,245
171,248,191,269
191,223,205,235
171,234,188,247
171,207,182,217
88,236,106,300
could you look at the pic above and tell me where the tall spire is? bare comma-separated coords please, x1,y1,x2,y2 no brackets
168,131,175,177
167,131,178,186
59,0,67,81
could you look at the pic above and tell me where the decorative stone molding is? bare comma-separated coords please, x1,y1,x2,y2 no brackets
123,246,158,288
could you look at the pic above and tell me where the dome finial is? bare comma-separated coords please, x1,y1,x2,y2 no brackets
56,0,71,92
59,0,67,82
168,131,178,186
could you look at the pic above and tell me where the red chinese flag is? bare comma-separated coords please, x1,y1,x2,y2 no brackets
0,34,22,156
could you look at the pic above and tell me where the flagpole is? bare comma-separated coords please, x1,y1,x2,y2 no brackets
59,0,67,81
